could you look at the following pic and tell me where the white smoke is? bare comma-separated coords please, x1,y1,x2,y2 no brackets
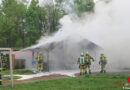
89,0,130,69
39,0,55,7
29,0,130,71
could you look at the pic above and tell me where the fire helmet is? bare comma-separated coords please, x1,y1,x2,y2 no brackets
80,52,84,56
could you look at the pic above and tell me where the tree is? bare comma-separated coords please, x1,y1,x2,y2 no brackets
73,0,95,16
56,0,95,17
0,0,19,47
0,0,95,48
25,0,41,46
0,0,27,47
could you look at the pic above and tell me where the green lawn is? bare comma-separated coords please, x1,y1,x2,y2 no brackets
2,69,36,75
0,74,130,90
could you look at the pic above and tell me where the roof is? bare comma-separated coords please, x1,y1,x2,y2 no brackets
23,37,103,52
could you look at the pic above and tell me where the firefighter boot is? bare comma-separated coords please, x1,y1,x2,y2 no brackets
0,74,2,85
89,70,91,74
80,69,82,75
103,65,106,73
84,67,87,74
100,70,103,73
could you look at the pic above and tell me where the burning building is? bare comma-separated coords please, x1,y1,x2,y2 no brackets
25,36,102,71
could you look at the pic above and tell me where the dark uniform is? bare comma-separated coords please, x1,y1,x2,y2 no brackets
0,53,2,85
0,67,2,85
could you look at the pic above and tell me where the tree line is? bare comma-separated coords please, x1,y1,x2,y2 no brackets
0,0,94,48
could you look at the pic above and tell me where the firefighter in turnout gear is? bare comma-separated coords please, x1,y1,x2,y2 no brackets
0,53,2,85
78,53,86,75
99,54,107,73
1,54,9,71
37,55,44,72
0,67,2,85
85,51,94,74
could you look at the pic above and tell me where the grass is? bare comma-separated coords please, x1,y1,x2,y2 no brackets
0,74,130,90
1,69,36,75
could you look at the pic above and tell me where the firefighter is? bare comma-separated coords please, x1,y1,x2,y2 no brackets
5,54,9,69
77,53,85,75
85,51,94,74
1,54,6,71
2,55,8,70
99,54,107,73
37,55,43,72
0,53,2,85
0,68,2,85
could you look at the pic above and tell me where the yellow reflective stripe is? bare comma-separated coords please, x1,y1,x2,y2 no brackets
80,57,85,65
105,56,108,61
0,68,5,70
0,80,3,81
86,56,89,62
101,57,104,60
37,56,40,61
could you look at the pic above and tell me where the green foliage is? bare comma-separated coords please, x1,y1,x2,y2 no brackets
0,0,27,47
73,0,95,17
16,38,23,47
25,0,40,45
55,0,95,17
0,0,95,48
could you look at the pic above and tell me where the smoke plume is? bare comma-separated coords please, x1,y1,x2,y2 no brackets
29,0,130,71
